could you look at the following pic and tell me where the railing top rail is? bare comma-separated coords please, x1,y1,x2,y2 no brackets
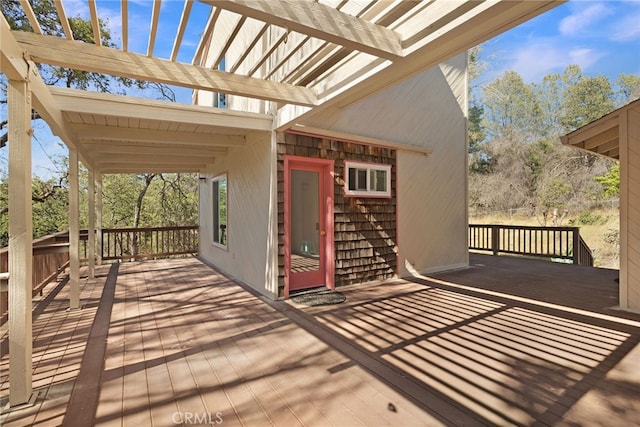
103,225,199,233
1,225,200,254
469,224,580,232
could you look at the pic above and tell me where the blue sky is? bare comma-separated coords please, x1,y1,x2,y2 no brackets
2,0,639,178
478,0,640,85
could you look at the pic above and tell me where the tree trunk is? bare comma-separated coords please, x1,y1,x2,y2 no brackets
131,174,156,258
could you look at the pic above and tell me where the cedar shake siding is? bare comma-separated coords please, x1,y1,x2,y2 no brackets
277,133,397,297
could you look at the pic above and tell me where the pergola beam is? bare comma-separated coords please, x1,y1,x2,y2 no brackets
51,87,273,131
88,145,228,157
98,165,208,174
81,140,240,151
0,18,29,80
14,31,318,106
206,0,403,60
70,123,246,146
95,154,216,166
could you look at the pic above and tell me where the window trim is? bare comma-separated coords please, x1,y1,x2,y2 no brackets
212,173,228,249
344,161,392,198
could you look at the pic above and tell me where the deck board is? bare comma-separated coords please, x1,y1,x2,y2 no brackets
1,254,639,426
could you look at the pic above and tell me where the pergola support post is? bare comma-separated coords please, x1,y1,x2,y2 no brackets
88,168,96,278
69,148,80,309
96,173,103,265
8,79,34,407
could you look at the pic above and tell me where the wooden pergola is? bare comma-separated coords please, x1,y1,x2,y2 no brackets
1,0,564,408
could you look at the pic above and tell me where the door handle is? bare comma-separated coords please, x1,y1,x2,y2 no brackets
320,230,326,236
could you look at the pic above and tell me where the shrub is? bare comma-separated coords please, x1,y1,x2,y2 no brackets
570,211,606,226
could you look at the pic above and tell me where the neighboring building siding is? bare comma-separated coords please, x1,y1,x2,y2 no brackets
624,105,640,309
277,133,397,296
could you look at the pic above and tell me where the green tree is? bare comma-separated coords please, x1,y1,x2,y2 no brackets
467,46,492,173
616,74,640,104
561,66,615,131
100,173,198,230
533,73,565,137
155,174,199,225
482,71,542,142
595,163,620,197
469,63,620,217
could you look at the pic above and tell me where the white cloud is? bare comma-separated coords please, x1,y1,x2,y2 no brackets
559,2,612,37
508,43,566,81
568,47,604,69
62,0,89,20
496,41,605,83
609,11,640,41
98,5,123,43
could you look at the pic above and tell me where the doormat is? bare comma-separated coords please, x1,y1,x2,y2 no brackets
290,290,346,307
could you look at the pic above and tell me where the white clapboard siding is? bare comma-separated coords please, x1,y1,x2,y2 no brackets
198,132,278,297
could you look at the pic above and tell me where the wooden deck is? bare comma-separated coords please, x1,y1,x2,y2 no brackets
1,254,639,426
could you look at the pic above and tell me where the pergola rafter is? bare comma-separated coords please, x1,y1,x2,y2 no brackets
204,0,404,60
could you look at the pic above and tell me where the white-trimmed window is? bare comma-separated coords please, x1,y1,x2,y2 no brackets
212,174,227,247
344,161,391,197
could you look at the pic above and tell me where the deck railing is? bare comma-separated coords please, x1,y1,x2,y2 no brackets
102,226,199,261
1,226,199,322
469,224,594,266
1,230,82,322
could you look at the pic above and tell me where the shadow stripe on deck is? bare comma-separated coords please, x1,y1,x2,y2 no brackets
0,275,69,359
62,263,119,427
264,298,485,426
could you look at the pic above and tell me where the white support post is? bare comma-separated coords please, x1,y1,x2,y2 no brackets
88,168,96,278
96,173,103,265
69,148,80,309
8,79,33,407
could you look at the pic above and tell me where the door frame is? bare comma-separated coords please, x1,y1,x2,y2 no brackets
284,155,335,299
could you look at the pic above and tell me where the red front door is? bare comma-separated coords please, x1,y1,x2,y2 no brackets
284,157,334,297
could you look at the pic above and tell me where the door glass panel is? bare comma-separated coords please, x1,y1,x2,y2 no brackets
291,170,320,274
